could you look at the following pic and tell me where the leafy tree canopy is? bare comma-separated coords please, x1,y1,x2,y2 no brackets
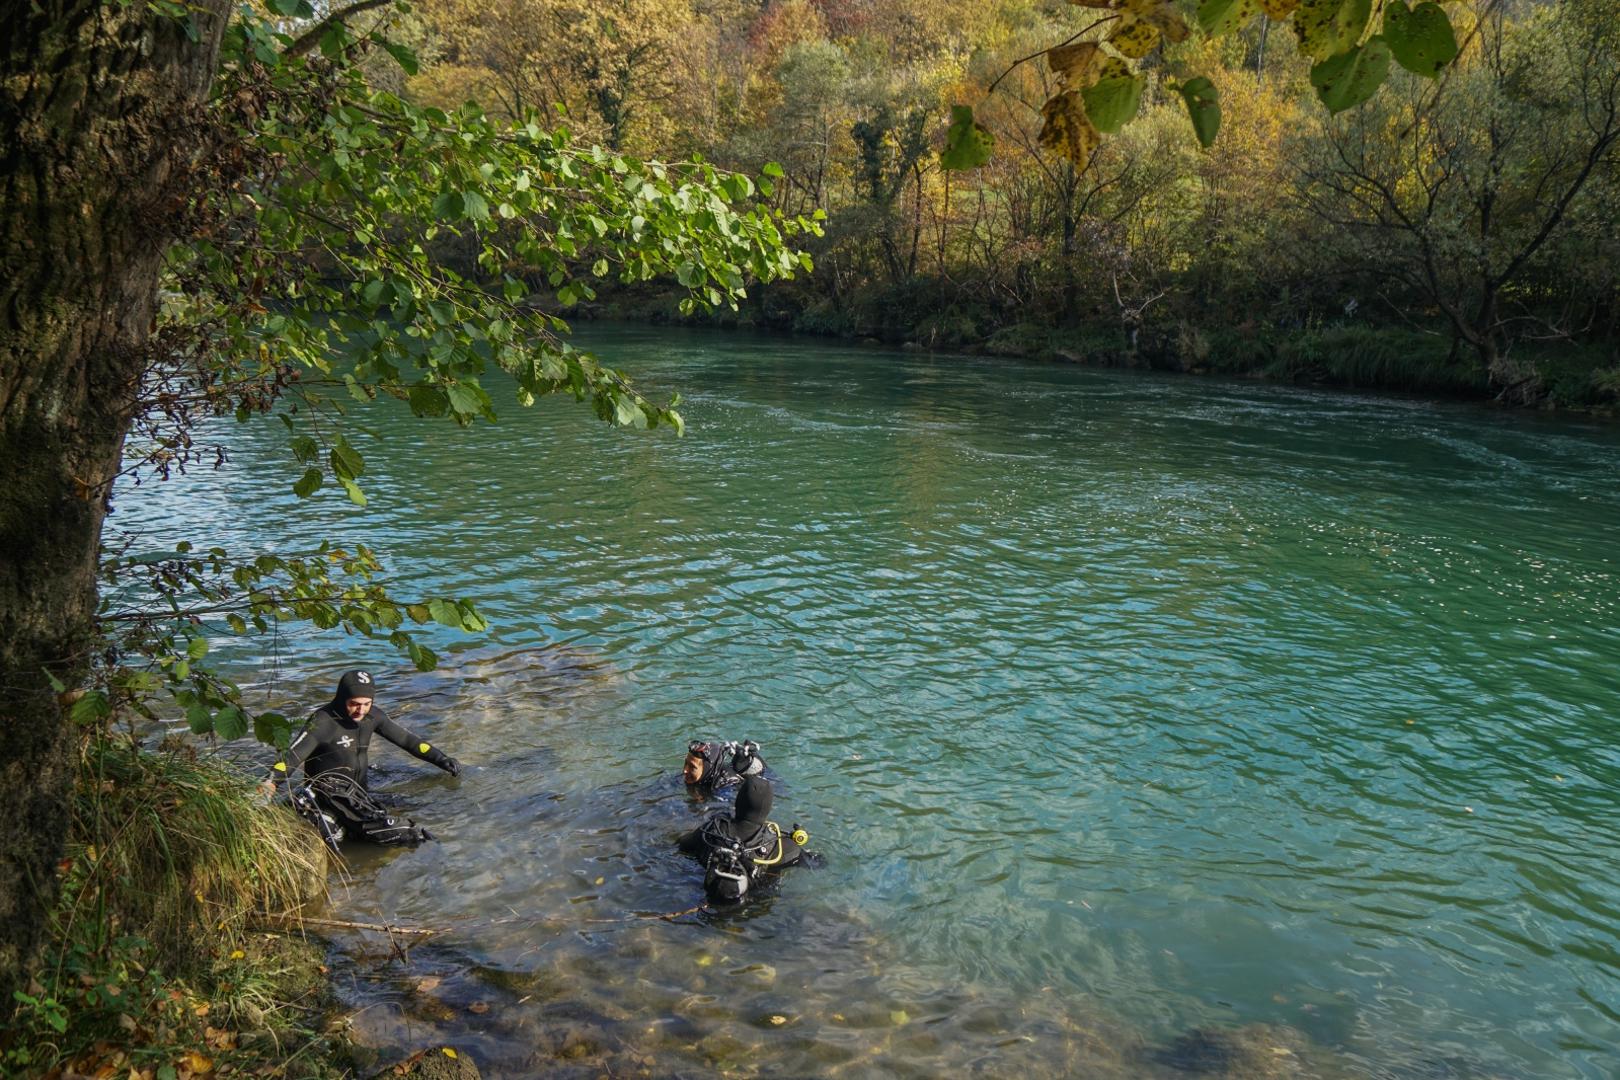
943,0,1465,170
96,0,819,748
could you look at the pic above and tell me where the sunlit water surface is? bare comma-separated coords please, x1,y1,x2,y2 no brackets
114,326,1620,1079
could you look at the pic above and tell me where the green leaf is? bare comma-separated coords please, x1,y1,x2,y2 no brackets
408,384,449,417
1293,0,1372,62
253,711,291,749
268,0,312,15
226,614,248,634
214,706,249,741
427,599,462,627
432,191,464,220
1081,75,1145,134
377,39,420,76
409,641,439,672
1383,0,1458,78
340,478,368,507
613,394,641,426
457,602,488,632
1196,0,1261,37
292,468,322,498
329,437,364,480
71,691,111,726
446,383,484,417
186,637,208,660
940,105,995,171
186,704,212,735
1178,77,1222,148
290,435,319,463
318,27,347,59
461,191,490,221
762,161,785,178
1311,37,1392,113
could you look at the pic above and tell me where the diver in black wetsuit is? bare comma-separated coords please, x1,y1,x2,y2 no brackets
262,669,460,790
260,669,460,846
677,775,810,902
682,738,766,796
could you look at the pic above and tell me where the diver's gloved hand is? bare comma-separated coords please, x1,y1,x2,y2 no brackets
423,745,461,776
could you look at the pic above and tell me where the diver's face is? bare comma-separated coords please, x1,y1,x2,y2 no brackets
345,696,373,720
683,754,705,784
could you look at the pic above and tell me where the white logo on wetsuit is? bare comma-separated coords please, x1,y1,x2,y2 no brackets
356,672,372,684
337,735,355,748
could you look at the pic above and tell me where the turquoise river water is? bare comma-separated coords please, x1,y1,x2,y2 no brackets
113,326,1620,1079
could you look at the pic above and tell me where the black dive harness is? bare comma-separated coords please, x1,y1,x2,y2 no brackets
291,771,433,851
700,817,793,902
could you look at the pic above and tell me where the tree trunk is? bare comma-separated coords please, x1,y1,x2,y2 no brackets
0,0,228,1008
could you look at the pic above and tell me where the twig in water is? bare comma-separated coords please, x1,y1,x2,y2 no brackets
252,912,444,936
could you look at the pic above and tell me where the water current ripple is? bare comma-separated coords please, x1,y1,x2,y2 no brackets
115,326,1620,1078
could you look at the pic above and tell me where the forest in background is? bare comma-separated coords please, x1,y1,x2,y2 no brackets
396,0,1620,408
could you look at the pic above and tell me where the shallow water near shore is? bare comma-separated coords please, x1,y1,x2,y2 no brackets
114,326,1620,1078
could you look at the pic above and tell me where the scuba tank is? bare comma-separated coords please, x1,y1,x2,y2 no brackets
703,837,754,902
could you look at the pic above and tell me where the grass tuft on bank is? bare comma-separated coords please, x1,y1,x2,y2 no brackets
3,734,342,1078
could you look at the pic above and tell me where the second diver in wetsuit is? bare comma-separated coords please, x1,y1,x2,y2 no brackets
677,775,810,902
682,738,766,797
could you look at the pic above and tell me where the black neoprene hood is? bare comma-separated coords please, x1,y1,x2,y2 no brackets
735,776,773,830
334,669,379,706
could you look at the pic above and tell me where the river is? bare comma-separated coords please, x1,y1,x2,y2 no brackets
113,325,1620,1078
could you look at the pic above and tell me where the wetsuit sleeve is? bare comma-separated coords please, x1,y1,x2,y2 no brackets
268,713,325,788
374,709,459,774
677,827,707,856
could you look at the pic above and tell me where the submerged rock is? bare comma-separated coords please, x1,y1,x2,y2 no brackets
1151,1024,1312,1078
373,1046,481,1079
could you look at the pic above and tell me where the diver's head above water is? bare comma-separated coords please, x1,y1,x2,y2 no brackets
683,738,765,791
333,669,377,720
734,775,772,831
683,740,714,786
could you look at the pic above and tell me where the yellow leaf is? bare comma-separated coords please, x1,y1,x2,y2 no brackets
768,1014,787,1026
1259,0,1301,15
1038,91,1100,170
229,950,244,960
183,1051,214,1074
1129,0,1192,41
1046,42,1098,89
1108,18,1160,59
1293,0,1371,62
443,1048,458,1059
1094,56,1132,83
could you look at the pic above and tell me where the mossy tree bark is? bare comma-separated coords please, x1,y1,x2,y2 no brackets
0,0,229,1008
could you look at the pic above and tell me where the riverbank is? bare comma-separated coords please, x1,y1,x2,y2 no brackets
589,287,1620,415
1,735,349,1078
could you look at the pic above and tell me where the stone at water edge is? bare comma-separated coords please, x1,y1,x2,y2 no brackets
373,1046,480,1079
